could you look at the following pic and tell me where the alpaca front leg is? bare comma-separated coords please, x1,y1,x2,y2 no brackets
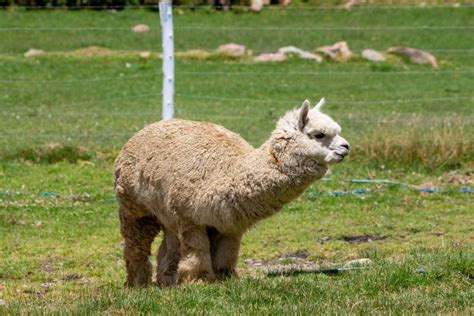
156,231,180,287
211,234,242,279
177,225,215,283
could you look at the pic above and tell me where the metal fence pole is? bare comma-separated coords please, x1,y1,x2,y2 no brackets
159,0,174,120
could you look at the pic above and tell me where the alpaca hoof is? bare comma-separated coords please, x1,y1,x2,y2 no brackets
215,268,238,280
124,260,153,288
158,274,177,288
178,269,216,284
125,279,151,288
198,270,216,282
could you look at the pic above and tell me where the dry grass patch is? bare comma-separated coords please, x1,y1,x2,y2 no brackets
355,123,472,169
4,143,92,164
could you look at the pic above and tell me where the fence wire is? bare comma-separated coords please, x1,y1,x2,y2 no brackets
1,69,473,84
1,25,473,31
4,4,474,10
1,94,472,110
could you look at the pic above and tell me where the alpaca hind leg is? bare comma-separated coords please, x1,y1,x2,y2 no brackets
119,211,160,288
156,231,180,287
210,231,242,279
177,224,215,283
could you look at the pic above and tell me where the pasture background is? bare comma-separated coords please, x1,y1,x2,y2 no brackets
0,4,473,314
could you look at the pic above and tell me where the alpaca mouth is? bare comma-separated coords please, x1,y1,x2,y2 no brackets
335,152,346,160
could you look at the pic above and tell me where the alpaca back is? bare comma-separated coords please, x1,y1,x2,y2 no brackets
114,119,254,218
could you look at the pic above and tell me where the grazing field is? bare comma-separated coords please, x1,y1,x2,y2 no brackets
0,6,473,314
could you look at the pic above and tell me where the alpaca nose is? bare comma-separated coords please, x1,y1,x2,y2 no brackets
341,143,350,150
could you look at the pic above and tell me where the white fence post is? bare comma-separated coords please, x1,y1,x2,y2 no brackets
159,0,174,120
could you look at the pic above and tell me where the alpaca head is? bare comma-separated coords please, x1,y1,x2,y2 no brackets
274,98,350,168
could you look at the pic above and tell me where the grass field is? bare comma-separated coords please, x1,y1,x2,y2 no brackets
0,5,473,314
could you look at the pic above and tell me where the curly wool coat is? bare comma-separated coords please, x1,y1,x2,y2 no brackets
114,100,348,287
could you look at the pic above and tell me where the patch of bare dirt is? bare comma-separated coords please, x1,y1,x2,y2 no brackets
319,236,332,244
413,181,437,190
440,171,473,186
243,254,322,278
63,273,83,281
277,251,310,259
340,234,387,244
242,254,373,278
40,263,55,274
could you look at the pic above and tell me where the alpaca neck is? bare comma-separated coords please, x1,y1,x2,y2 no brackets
232,139,327,222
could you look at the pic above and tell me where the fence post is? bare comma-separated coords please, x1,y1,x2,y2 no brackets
159,0,174,120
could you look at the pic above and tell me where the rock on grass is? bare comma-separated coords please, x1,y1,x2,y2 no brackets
388,47,438,68
278,46,322,62
217,43,247,58
254,52,287,62
24,48,45,58
251,0,264,12
139,51,151,58
343,0,362,10
132,24,150,33
317,41,352,62
361,49,386,62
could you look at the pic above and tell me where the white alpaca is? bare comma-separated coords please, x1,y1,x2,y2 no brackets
114,99,350,287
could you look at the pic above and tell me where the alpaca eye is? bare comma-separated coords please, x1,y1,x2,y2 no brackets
314,133,325,139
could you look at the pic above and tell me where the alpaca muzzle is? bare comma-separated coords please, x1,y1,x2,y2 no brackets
332,137,350,160
336,144,350,158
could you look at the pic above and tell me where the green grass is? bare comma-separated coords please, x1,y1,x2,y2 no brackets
4,250,473,314
2,55,472,168
0,7,473,314
1,7,474,54
1,162,473,313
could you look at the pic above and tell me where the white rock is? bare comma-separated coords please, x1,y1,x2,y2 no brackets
344,0,362,10
24,48,45,58
254,52,287,62
361,49,385,62
132,24,150,33
345,258,372,267
217,43,247,58
317,41,352,62
278,46,322,62
251,0,264,12
139,51,151,58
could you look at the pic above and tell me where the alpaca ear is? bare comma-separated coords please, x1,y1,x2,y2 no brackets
314,97,326,111
298,99,310,131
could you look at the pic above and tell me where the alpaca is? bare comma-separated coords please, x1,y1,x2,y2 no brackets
114,98,350,287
